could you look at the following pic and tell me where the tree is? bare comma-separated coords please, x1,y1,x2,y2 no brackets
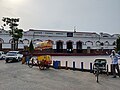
113,41,116,45
116,36,120,51
2,17,23,50
29,40,34,53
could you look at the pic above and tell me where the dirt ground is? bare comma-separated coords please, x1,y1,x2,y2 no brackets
0,60,120,90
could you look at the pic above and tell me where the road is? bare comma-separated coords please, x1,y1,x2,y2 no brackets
0,60,120,90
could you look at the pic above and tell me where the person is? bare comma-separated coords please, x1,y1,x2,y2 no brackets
110,50,120,78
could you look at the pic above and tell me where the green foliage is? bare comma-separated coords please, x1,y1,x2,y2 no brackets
116,36,120,51
2,17,23,39
29,40,34,52
13,29,23,39
113,41,116,45
2,17,23,50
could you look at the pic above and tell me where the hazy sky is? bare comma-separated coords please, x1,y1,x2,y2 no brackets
0,0,120,34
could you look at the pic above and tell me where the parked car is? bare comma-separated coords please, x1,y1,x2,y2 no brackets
0,51,6,60
5,51,23,63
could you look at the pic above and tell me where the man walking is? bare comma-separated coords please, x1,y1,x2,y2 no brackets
110,50,120,78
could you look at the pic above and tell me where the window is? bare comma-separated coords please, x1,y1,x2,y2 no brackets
67,32,73,37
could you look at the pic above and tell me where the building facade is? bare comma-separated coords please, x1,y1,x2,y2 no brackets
0,29,119,54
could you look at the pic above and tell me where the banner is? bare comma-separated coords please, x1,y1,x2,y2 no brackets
35,40,53,50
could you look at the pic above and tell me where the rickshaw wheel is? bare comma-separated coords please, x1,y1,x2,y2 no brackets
38,61,45,70
39,66,45,70
28,59,34,68
28,63,33,68
45,65,50,69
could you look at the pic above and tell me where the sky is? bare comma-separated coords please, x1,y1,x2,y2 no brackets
0,0,120,34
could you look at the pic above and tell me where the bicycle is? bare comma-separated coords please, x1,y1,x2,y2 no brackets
93,63,100,83
93,59,108,83
28,56,38,68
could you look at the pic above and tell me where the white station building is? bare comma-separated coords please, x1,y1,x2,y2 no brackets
0,29,119,54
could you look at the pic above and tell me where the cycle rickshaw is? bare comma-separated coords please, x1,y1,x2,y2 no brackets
28,40,53,70
28,55,52,70
93,59,108,83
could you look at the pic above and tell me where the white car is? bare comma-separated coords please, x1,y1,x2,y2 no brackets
5,51,23,63
0,51,6,60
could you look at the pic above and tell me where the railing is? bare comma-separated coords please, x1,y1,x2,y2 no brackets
52,60,113,75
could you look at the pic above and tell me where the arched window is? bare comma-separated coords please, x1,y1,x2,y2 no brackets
104,41,109,46
85,41,93,46
9,39,15,50
23,39,29,45
96,41,101,46
33,39,42,44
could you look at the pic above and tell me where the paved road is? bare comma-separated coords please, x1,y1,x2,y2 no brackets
0,60,120,90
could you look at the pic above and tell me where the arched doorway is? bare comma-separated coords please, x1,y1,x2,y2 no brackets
9,39,15,50
0,38,4,50
85,41,93,54
56,41,63,53
76,41,82,53
66,41,73,53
